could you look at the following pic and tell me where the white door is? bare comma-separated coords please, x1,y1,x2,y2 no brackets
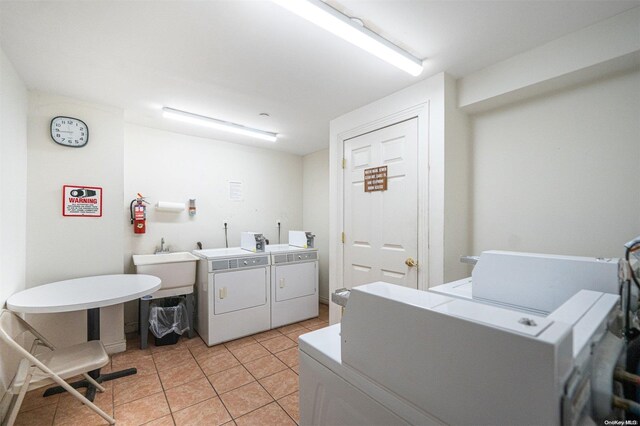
343,118,419,289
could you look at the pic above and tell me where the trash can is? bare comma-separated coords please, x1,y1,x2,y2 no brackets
149,297,190,346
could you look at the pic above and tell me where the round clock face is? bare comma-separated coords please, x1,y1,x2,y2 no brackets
50,116,89,147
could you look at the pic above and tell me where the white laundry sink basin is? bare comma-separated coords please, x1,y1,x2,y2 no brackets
132,252,198,291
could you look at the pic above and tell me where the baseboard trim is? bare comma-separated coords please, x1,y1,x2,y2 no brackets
320,297,329,305
105,340,127,355
124,322,138,334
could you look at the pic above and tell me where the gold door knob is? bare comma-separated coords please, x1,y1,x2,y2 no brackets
405,257,417,267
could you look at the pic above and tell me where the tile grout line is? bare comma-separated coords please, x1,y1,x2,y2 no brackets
159,345,223,420
206,345,242,422
273,394,299,426
265,367,300,425
221,334,296,421
50,395,60,426
227,333,302,423
114,341,173,424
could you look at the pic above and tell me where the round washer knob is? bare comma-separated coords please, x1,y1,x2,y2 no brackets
243,261,248,265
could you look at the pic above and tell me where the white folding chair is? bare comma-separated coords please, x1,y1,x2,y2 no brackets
0,309,115,425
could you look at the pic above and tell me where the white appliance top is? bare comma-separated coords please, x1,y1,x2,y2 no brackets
303,283,618,426
299,323,440,425
471,250,619,315
193,247,267,260
337,282,617,425
300,324,342,368
426,277,473,299
265,244,317,254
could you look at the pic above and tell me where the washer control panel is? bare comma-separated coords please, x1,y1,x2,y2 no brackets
273,251,318,264
209,255,269,271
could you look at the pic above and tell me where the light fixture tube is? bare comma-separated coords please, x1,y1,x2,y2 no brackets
273,0,423,76
162,107,278,142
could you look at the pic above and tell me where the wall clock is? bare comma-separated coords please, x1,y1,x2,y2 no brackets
50,116,89,148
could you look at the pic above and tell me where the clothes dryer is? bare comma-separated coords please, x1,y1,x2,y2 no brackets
193,247,271,346
266,244,318,328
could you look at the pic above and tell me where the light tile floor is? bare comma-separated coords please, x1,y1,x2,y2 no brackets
15,304,329,426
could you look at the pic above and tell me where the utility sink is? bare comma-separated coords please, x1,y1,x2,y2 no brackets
132,252,199,291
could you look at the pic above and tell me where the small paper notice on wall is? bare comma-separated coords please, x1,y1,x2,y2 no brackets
62,185,103,217
229,181,243,201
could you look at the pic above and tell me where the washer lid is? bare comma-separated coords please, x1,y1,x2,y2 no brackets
299,324,342,370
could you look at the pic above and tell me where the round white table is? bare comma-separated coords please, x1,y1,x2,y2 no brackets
7,274,160,400
7,274,161,314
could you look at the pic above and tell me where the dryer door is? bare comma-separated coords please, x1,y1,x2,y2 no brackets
275,262,317,302
214,268,267,314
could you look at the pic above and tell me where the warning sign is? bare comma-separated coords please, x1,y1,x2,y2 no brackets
364,166,388,192
62,185,102,217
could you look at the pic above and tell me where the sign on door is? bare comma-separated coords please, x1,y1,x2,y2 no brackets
364,166,388,192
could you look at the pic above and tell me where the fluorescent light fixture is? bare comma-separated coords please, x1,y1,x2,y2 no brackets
273,0,423,76
162,107,278,142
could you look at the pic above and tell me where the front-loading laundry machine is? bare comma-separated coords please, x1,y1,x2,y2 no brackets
193,247,271,346
266,244,318,328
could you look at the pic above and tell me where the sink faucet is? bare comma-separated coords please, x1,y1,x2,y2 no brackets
155,237,170,254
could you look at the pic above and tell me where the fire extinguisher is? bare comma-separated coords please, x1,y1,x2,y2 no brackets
129,193,148,234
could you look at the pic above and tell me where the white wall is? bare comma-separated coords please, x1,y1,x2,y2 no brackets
123,124,303,329
0,46,28,412
444,74,472,281
302,148,329,303
26,92,125,351
471,69,640,257
459,8,640,111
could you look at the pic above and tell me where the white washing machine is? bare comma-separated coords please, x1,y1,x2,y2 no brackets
193,247,271,346
266,244,318,328
300,282,622,426
299,324,420,426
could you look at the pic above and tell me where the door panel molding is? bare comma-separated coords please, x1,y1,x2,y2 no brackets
334,102,430,302
343,118,419,290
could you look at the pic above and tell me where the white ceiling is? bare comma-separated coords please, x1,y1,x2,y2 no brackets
1,0,637,155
